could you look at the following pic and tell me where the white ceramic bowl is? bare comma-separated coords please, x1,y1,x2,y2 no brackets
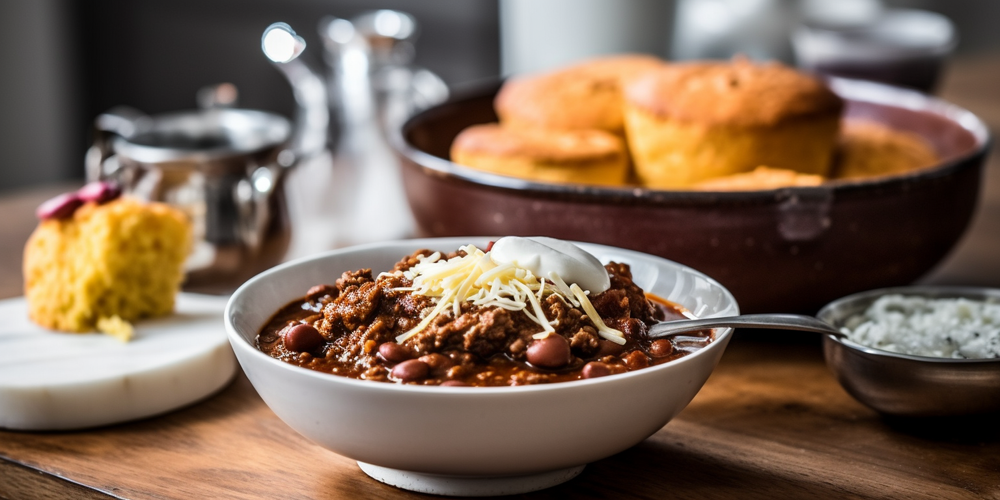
226,238,738,495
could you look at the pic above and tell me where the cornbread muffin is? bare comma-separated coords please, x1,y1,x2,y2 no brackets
451,124,629,185
24,197,191,339
695,166,825,191
495,55,665,135
834,120,939,180
624,59,844,188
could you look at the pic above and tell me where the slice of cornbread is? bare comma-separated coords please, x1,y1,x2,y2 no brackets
451,123,629,186
24,197,191,337
833,120,939,180
495,54,666,135
624,59,844,188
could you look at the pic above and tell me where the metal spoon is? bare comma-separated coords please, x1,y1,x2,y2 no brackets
647,314,846,339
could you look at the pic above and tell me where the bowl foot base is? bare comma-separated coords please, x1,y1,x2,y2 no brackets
357,462,585,496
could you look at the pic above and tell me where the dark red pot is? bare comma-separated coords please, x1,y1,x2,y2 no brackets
393,78,991,314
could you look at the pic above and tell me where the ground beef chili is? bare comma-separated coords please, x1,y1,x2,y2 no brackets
256,250,712,386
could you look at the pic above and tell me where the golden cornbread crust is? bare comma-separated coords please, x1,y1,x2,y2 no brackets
695,166,825,191
623,59,843,188
24,197,192,334
450,124,628,185
453,123,625,164
495,55,665,134
834,120,939,180
625,59,843,127
625,107,841,187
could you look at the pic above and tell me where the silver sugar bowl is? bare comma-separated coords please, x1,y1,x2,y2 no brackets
85,79,325,291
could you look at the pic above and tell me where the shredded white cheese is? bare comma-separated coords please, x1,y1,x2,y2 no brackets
570,283,627,345
394,244,625,344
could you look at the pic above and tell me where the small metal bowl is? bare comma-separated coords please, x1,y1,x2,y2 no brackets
817,286,1000,417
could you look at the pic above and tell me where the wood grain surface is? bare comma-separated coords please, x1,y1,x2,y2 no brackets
3,340,998,500
3,55,1000,499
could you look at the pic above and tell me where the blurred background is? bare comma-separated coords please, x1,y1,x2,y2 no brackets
1,0,999,193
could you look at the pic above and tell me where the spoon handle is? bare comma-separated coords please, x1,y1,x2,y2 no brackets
647,314,845,339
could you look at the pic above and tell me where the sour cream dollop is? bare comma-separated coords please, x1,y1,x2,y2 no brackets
489,236,610,294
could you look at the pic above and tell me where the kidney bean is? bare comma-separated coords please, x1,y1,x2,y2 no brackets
418,353,453,371
595,339,626,357
36,193,83,220
378,342,411,363
440,380,468,387
283,324,324,353
649,339,675,358
77,181,121,204
582,362,612,379
392,359,430,381
526,334,571,368
622,350,650,370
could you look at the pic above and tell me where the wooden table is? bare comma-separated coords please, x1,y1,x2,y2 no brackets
3,55,1000,499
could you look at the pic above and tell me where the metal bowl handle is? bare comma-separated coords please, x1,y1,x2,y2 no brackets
84,106,151,182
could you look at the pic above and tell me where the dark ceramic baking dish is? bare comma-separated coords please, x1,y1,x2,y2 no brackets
392,77,991,313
